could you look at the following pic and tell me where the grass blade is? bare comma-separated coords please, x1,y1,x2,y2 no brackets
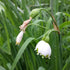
10,37,34,70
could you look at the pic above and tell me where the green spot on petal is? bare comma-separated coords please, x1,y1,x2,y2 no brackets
45,55,48,58
37,53,39,55
42,55,44,58
36,48,38,52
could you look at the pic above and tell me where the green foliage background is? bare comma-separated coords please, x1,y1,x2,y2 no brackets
0,0,70,70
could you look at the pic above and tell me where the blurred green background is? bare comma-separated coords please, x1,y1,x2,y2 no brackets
0,0,70,70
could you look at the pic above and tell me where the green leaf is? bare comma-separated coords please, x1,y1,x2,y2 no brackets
64,13,70,17
10,37,34,70
63,56,70,70
59,21,70,30
0,13,11,55
0,66,6,70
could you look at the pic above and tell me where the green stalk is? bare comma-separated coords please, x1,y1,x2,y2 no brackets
40,8,59,31
49,0,62,70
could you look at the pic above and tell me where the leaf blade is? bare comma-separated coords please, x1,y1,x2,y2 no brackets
11,37,34,70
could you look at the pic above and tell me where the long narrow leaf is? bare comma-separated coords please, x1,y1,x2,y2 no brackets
10,37,34,70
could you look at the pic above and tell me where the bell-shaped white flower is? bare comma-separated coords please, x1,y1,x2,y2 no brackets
16,31,24,45
35,40,51,59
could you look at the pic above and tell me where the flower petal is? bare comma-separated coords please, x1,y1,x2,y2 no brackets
16,31,24,45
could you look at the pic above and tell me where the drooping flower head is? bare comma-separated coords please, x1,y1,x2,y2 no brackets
16,30,24,45
16,17,32,45
35,40,51,59
30,8,41,18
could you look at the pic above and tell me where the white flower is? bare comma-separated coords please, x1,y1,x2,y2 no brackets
35,40,51,59
16,31,24,45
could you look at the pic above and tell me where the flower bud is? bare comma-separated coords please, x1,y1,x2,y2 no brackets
30,8,41,18
16,31,24,45
42,29,58,42
35,40,51,59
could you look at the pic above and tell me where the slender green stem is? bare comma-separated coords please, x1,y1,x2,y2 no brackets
40,8,57,25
